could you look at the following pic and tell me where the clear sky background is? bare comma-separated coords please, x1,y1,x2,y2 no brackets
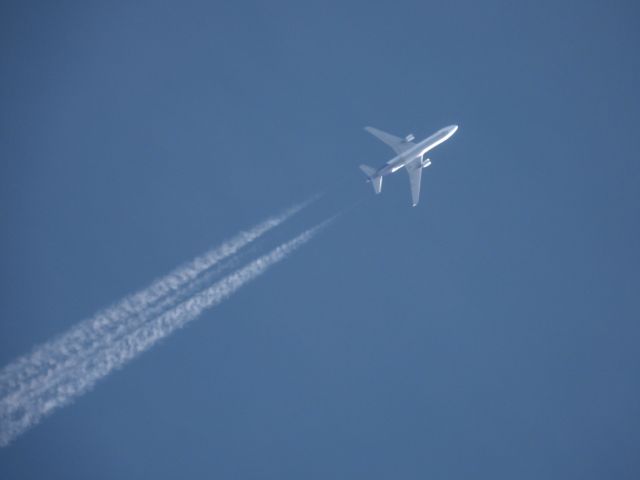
1,1,639,478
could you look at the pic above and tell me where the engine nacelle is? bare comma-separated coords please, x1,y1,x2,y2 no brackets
421,158,431,168
404,133,415,142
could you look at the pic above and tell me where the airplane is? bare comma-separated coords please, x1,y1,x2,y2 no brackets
359,124,458,206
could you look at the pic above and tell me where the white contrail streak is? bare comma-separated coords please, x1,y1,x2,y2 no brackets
0,219,329,447
0,200,311,401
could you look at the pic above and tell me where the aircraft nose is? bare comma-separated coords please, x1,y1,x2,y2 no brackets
449,124,459,134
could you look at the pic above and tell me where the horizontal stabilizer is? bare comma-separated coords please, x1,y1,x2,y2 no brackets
359,164,383,194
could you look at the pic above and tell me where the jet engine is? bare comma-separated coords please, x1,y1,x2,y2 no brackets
404,133,415,142
421,158,431,168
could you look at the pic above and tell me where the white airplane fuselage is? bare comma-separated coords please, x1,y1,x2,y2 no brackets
359,124,458,206
376,125,458,177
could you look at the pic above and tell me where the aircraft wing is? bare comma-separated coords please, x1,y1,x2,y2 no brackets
364,126,414,154
406,162,423,207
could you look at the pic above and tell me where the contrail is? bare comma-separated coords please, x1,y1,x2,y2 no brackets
0,200,312,402
0,252,243,415
0,218,330,447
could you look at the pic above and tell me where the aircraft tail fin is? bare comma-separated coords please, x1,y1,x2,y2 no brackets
359,164,383,194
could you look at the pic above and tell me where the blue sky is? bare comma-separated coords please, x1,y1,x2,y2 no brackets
1,1,639,478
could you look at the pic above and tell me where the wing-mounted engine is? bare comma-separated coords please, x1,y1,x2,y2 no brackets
421,157,432,168
404,133,415,142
